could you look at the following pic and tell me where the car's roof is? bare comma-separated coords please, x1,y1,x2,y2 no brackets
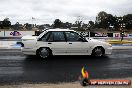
46,28,75,32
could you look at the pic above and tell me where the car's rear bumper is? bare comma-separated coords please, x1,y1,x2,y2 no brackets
21,48,36,55
105,47,112,55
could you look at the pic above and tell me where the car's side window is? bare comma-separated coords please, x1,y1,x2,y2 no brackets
40,32,50,42
65,32,83,42
48,32,65,42
48,32,53,42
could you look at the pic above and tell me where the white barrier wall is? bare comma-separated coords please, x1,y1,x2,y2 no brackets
1,31,132,38
113,33,128,38
128,34,132,37
2,31,35,37
113,33,120,38
0,31,4,37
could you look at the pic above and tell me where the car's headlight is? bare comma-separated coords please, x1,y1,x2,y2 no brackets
107,43,112,47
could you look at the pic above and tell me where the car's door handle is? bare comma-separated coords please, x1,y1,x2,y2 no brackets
48,43,52,44
69,43,72,44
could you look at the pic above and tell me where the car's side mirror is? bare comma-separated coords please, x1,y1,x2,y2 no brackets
82,39,88,42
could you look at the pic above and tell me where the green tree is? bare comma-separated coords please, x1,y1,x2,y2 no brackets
61,22,72,28
114,16,123,30
96,11,107,22
14,22,20,30
53,19,62,28
75,20,82,30
96,11,117,30
88,21,94,29
123,14,132,30
2,18,11,28
24,23,32,30
96,11,108,28
107,14,117,30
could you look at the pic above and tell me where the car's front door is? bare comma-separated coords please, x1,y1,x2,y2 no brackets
65,31,89,55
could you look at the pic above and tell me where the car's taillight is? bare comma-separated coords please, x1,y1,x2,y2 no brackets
21,43,24,47
16,42,24,47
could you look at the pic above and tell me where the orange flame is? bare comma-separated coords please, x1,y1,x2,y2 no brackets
81,67,89,78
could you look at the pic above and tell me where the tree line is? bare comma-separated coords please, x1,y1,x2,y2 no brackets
53,11,132,31
0,18,11,29
95,11,132,30
0,11,132,31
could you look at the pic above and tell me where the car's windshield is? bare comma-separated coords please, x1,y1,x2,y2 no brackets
77,32,87,41
37,31,48,40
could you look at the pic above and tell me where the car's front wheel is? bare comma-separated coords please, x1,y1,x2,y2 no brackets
37,48,51,59
92,47,105,57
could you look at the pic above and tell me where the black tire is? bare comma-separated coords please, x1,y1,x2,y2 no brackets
92,47,104,57
37,48,51,59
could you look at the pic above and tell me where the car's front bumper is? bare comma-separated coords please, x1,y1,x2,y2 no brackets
105,47,112,55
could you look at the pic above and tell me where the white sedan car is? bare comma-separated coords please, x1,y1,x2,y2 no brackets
21,29,112,59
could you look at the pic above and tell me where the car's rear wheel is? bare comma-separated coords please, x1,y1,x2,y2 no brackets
92,47,104,57
37,48,51,59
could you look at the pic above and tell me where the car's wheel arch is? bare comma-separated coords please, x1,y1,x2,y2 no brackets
36,47,52,56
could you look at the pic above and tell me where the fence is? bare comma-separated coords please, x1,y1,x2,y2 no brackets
0,31,35,37
0,30,132,38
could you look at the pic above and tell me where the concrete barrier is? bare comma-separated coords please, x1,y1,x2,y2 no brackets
0,41,21,49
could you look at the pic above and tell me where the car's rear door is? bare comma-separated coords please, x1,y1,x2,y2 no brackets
46,31,67,55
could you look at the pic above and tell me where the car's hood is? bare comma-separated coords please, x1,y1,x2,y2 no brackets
21,35,38,40
86,37,106,44
86,37,98,42
86,37,111,46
